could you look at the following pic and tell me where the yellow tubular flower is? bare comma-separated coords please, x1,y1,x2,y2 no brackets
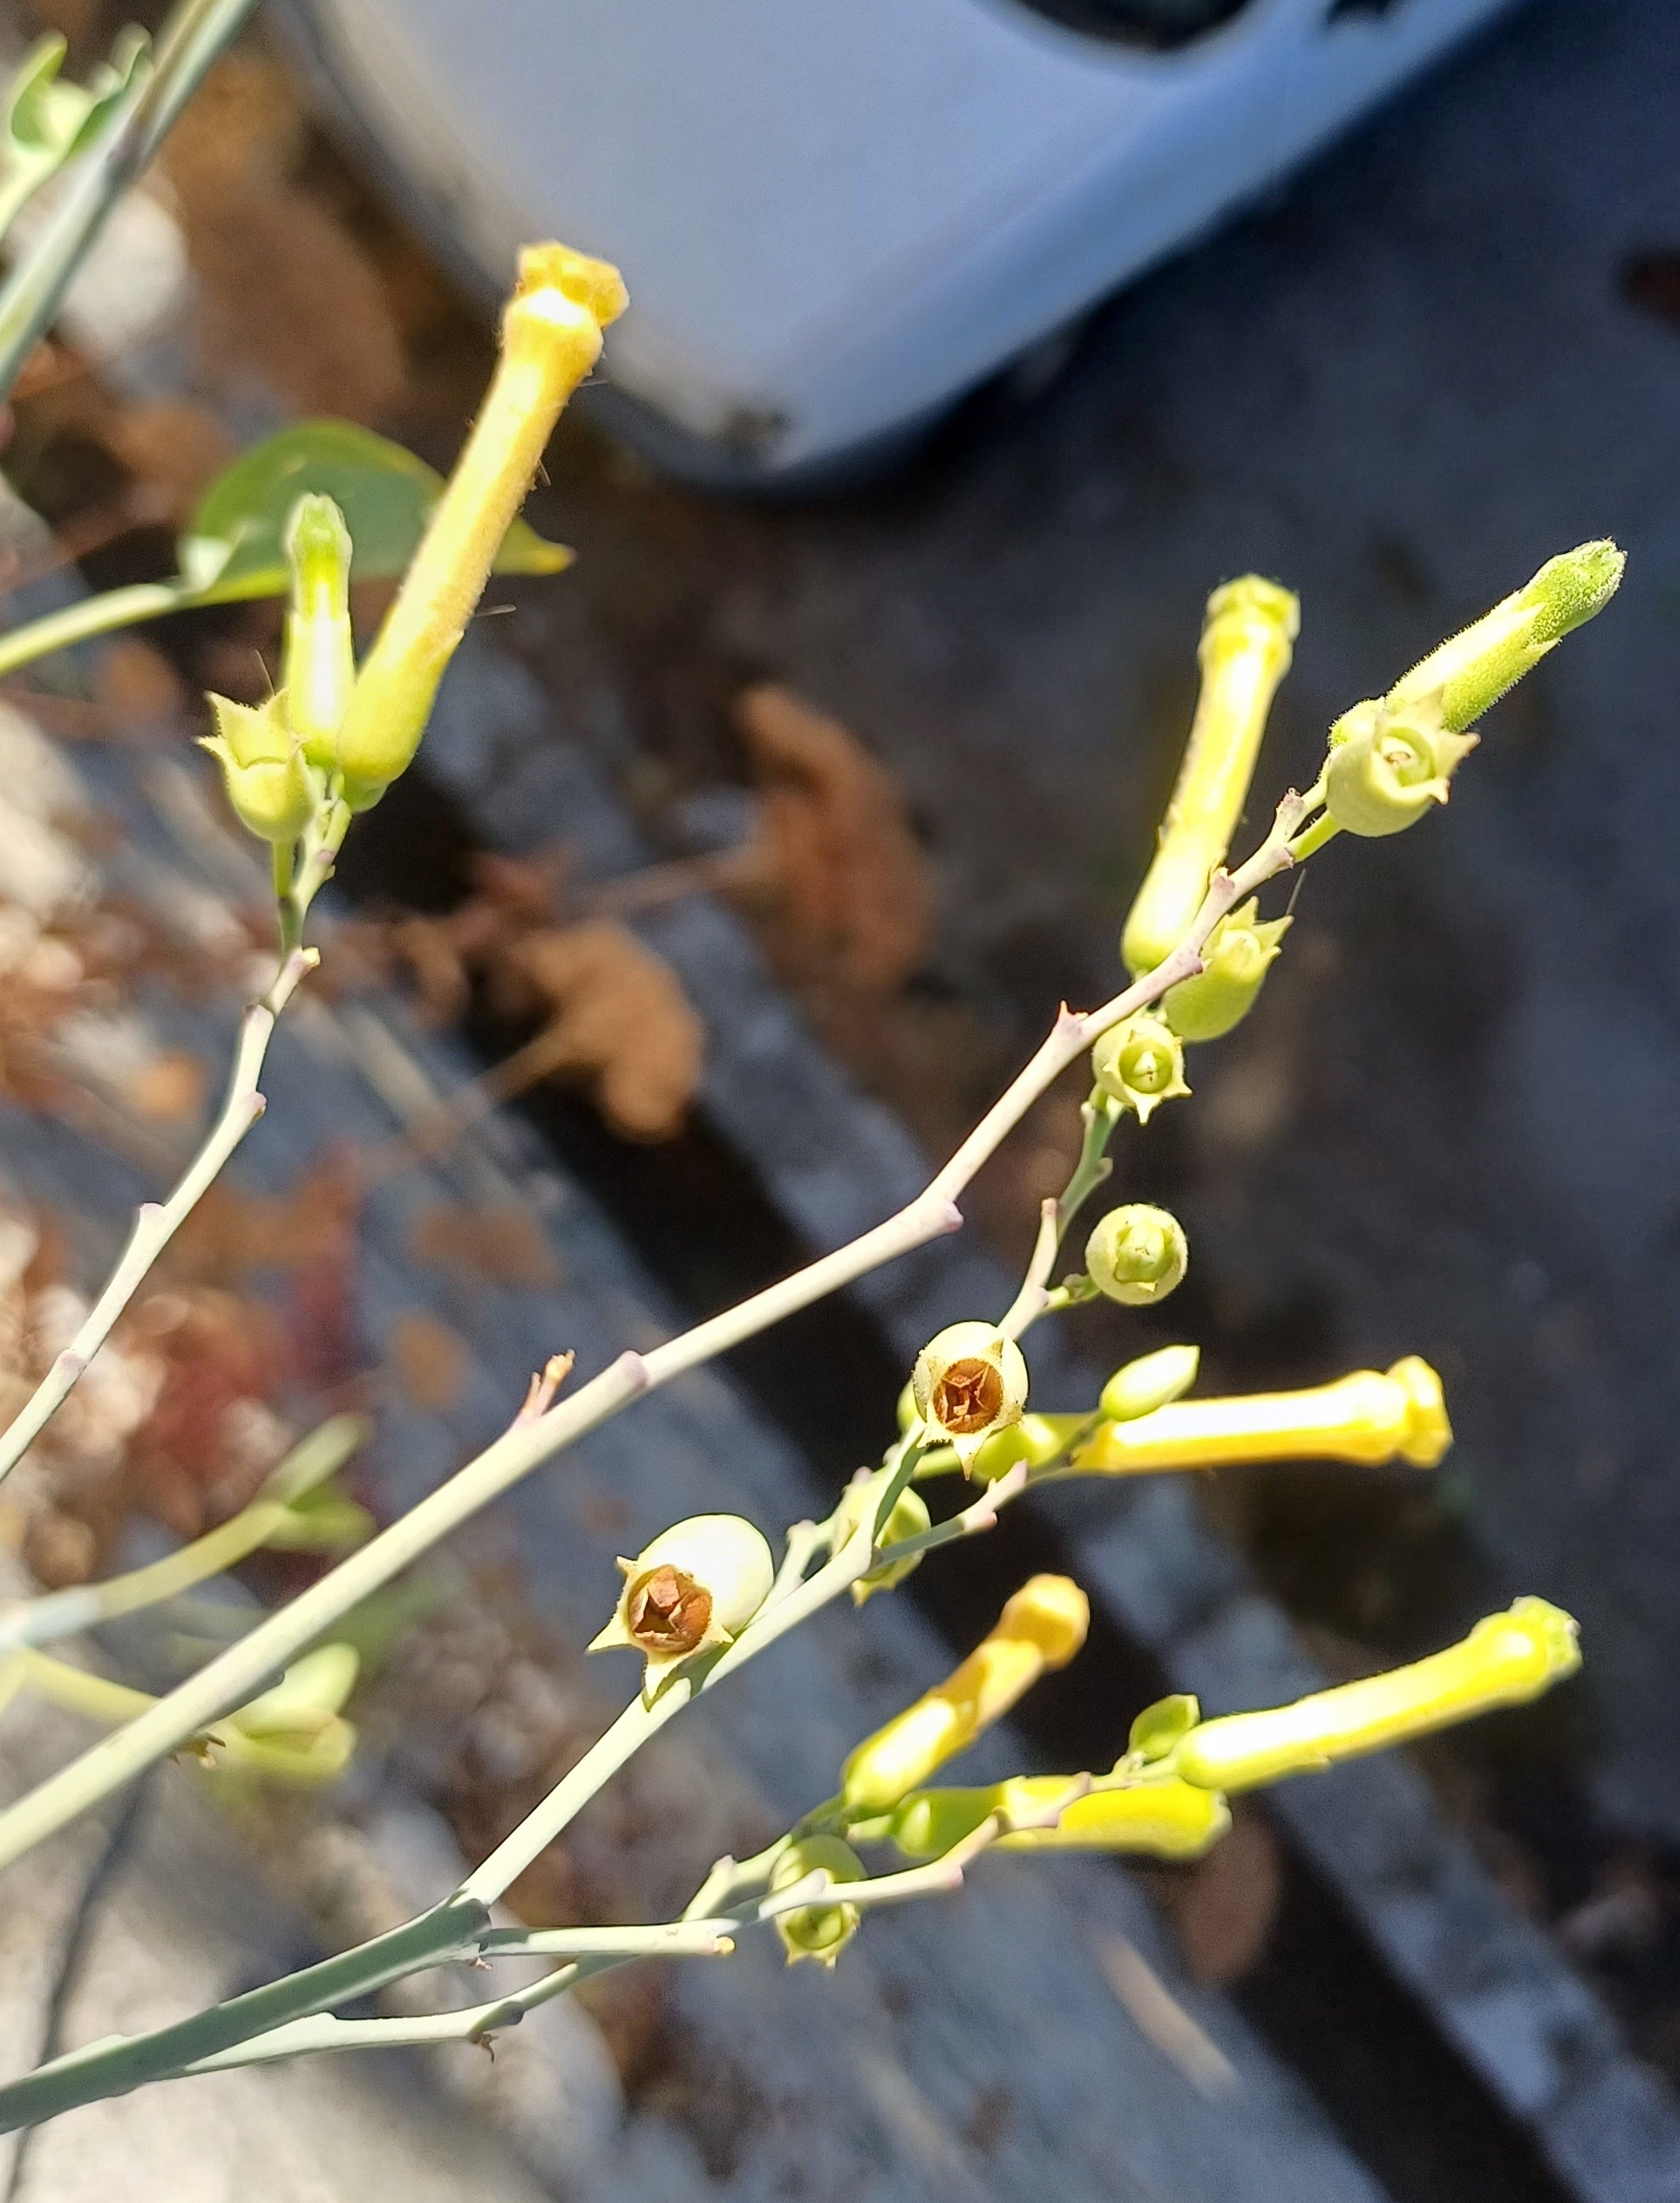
888,1773,1229,1861
1171,1599,1580,1793
1122,576,1299,978
335,243,627,808
1070,1356,1451,1477
841,1574,1090,1816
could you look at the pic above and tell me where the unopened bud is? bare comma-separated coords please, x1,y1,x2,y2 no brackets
1091,1013,1190,1125
841,1574,1089,1815
589,1512,774,1692
1388,539,1623,733
1085,1204,1189,1308
771,1835,865,1967
282,494,357,773
910,1321,1029,1472
198,693,316,845
1098,1343,1200,1423
1162,897,1291,1042
1171,1598,1581,1793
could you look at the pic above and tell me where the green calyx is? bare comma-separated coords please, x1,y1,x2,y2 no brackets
1161,897,1290,1042
1323,695,1478,839
198,693,317,847
837,1471,932,1604
1085,1204,1189,1308
771,1835,865,1967
1090,1012,1190,1124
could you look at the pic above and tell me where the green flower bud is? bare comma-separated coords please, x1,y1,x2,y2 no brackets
910,1320,1029,1472
1085,1204,1189,1308
1388,539,1623,733
1170,1597,1580,1794
1161,898,1291,1043
198,693,317,846
282,494,357,774
589,1512,774,1692
1090,1013,1190,1125
770,1836,865,1968
1322,693,1478,839
834,1469,932,1605
887,1773,1228,1863
1098,1342,1200,1423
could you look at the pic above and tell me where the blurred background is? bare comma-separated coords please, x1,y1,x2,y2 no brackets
0,0,1677,2197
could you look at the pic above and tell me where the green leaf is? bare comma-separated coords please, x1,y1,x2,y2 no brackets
183,418,572,603
1127,1692,1201,1764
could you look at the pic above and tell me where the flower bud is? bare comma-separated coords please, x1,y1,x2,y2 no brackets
1161,897,1291,1043
834,1469,932,1604
1090,1013,1190,1125
1323,693,1479,839
335,241,626,810
1123,576,1299,977
1387,539,1623,733
1170,1598,1581,1793
1085,1204,1189,1308
841,1573,1089,1815
910,1321,1029,1471
282,494,357,773
1098,1343,1200,1424
770,1835,865,1968
589,1512,774,1692
198,693,316,846
888,1774,1228,1862
1072,1355,1452,1477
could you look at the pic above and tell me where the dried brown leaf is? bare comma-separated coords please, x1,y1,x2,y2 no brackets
734,682,935,993
408,1200,558,1289
387,1308,468,1415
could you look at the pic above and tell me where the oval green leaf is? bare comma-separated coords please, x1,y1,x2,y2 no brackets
183,418,572,603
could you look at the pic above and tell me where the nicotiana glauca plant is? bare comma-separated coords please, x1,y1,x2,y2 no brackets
0,211,1623,2129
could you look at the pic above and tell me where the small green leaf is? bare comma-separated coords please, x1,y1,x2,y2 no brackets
185,419,572,602
1127,1692,1201,1764
263,1486,375,1554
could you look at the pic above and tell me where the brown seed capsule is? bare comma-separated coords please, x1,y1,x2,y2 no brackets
910,1322,1030,1471
623,1564,713,1657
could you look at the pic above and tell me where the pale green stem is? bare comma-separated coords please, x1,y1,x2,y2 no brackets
0,1504,286,1656
0,793,1310,1882
0,0,260,403
0,583,190,680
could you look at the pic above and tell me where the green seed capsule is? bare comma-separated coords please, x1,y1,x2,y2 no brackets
771,1836,865,1968
1323,696,1478,839
1161,898,1291,1043
198,693,317,846
835,1470,932,1604
1091,1013,1190,1125
1085,1205,1189,1308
